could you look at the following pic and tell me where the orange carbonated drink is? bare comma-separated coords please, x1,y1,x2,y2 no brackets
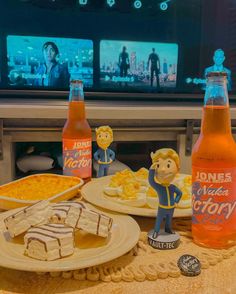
62,80,92,181
192,72,236,248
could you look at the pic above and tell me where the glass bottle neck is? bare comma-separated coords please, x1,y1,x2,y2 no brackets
68,101,85,120
69,84,84,102
201,105,231,134
68,82,85,120
202,76,231,135
204,77,229,107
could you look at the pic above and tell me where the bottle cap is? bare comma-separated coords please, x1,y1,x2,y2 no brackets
177,254,201,276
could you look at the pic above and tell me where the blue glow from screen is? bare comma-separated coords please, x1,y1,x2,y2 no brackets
7,35,93,88
134,0,142,9
100,40,178,89
107,0,115,7
78,0,88,5
160,2,168,11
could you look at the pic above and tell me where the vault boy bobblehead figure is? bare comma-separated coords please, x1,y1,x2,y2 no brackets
94,126,115,178
149,148,182,239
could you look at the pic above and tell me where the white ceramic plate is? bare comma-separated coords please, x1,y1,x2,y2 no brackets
82,176,192,218
0,203,140,272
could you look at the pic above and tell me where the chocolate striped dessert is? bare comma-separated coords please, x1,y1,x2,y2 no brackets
4,200,52,238
50,201,85,224
24,223,74,261
50,201,113,237
64,203,113,238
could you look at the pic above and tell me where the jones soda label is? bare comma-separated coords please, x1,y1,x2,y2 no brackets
63,138,92,178
192,167,236,225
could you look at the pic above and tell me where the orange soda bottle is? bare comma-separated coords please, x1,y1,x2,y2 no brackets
62,80,92,181
192,72,236,248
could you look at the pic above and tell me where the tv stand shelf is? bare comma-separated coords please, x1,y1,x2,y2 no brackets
1,99,236,184
0,99,205,120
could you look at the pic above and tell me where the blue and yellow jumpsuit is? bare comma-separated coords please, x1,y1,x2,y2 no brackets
149,169,182,233
94,148,115,177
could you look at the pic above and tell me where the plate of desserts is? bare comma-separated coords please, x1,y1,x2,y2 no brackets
82,168,192,218
0,200,140,272
0,174,84,210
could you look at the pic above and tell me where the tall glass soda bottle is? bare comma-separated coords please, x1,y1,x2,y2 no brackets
62,80,92,181
192,72,236,248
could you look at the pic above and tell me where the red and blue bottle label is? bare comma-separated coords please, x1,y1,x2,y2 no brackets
63,138,92,179
192,167,236,225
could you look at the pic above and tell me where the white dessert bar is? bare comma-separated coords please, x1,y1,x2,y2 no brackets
50,201,85,224
50,201,113,238
4,200,52,238
24,223,74,261
64,202,113,238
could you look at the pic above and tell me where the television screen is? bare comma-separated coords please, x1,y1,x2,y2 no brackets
7,35,93,89
1,0,236,99
100,40,178,92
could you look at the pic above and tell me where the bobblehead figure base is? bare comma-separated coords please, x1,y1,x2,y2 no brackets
148,229,180,250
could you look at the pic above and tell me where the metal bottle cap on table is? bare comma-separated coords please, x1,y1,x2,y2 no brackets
177,254,201,276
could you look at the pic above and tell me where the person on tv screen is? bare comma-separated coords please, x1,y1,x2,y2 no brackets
34,41,70,88
147,48,160,88
204,49,232,90
118,46,130,78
